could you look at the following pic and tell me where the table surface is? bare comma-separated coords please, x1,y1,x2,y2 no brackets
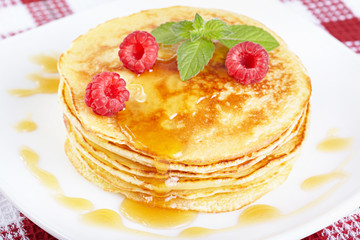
1,0,360,239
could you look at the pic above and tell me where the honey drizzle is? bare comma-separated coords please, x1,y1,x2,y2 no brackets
81,209,124,230
15,117,37,132
301,171,346,191
179,227,214,238
127,84,146,103
153,159,170,174
30,54,58,73
295,152,353,214
238,204,283,225
317,128,353,152
157,43,179,61
20,146,94,212
8,54,60,97
54,194,94,211
317,137,353,152
20,146,61,192
8,74,60,97
301,130,353,191
295,129,354,213
179,204,284,237
119,198,197,228
293,178,348,215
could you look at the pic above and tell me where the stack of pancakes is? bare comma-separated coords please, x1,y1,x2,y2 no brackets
58,6,311,213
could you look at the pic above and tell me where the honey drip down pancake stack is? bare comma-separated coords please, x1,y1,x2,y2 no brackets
58,6,311,212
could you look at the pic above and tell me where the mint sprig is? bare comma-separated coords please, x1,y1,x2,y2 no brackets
151,14,279,81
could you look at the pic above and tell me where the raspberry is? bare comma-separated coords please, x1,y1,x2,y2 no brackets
85,72,129,116
225,41,269,84
118,31,159,74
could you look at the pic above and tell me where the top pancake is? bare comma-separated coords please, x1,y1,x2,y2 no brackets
58,6,311,164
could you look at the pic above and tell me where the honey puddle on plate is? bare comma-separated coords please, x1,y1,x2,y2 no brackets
8,54,60,97
15,117,37,132
119,198,198,228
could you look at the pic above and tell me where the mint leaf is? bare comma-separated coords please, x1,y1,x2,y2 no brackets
151,22,185,44
171,20,194,39
219,25,279,51
193,13,205,30
177,39,215,81
190,29,203,42
204,19,232,40
190,14,205,41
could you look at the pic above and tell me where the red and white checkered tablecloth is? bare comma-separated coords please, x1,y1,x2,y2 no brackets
0,0,360,239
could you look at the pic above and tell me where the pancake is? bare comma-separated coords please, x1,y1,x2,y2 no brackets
58,6,311,212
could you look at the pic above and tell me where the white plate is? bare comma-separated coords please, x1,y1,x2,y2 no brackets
1,0,360,239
